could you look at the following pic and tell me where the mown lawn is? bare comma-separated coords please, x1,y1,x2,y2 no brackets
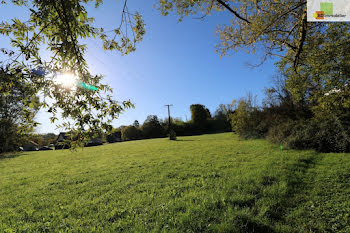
0,133,349,232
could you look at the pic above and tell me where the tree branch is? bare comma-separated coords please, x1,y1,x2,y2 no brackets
294,8,307,68
215,0,251,24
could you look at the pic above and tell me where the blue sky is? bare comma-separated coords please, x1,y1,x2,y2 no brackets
0,1,278,133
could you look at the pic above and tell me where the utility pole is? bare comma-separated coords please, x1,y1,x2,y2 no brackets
164,104,173,129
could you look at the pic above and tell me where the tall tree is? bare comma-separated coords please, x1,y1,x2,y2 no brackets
190,104,211,133
157,0,349,114
278,23,350,116
141,115,165,139
0,71,39,152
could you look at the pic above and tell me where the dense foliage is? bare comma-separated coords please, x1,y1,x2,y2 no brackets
106,130,121,143
190,104,211,133
141,115,165,139
0,71,39,152
0,0,145,149
121,125,142,141
118,103,231,142
230,80,350,152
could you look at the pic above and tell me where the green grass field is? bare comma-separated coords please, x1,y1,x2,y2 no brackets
1,133,349,232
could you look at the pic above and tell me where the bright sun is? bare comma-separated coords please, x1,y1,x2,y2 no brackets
55,73,78,90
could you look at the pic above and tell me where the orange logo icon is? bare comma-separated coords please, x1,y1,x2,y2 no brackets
313,11,324,19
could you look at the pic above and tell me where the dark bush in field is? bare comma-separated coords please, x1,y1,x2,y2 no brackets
190,104,211,133
265,114,350,152
212,104,232,132
230,98,266,139
141,115,165,139
163,104,231,137
207,119,231,133
119,104,231,142
106,131,121,143
171,120,186,136
307,115,350,153
121,126,142,141
168,129,177,140
170,121,198,136
0,119,22,153
229,86,350,152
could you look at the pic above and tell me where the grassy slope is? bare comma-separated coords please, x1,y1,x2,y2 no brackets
0,133,349,232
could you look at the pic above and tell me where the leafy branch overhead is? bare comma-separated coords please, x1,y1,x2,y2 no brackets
157,0,349,116
157,0,308,67
0,0,145,148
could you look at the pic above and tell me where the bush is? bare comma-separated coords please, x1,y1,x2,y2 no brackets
0,119,23,152
266,119,297,146
141,115,166,139
230,100,265,139
284,120,317,150
311,115,350,153
121,126,142,141
172,121,186,136
213,104,232,132
267,115,350,153
106,131,121,143
190,104,211,133
168,129,177,140
206,119,231,133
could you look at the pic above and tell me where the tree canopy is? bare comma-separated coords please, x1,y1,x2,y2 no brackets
157,0,308,66
157,0,349,115
0,0,145,147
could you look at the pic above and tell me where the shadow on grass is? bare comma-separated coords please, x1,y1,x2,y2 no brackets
234,214,276,233
174,139,195,142
260,152,322,222
222,151,322,232
0,152,28,161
